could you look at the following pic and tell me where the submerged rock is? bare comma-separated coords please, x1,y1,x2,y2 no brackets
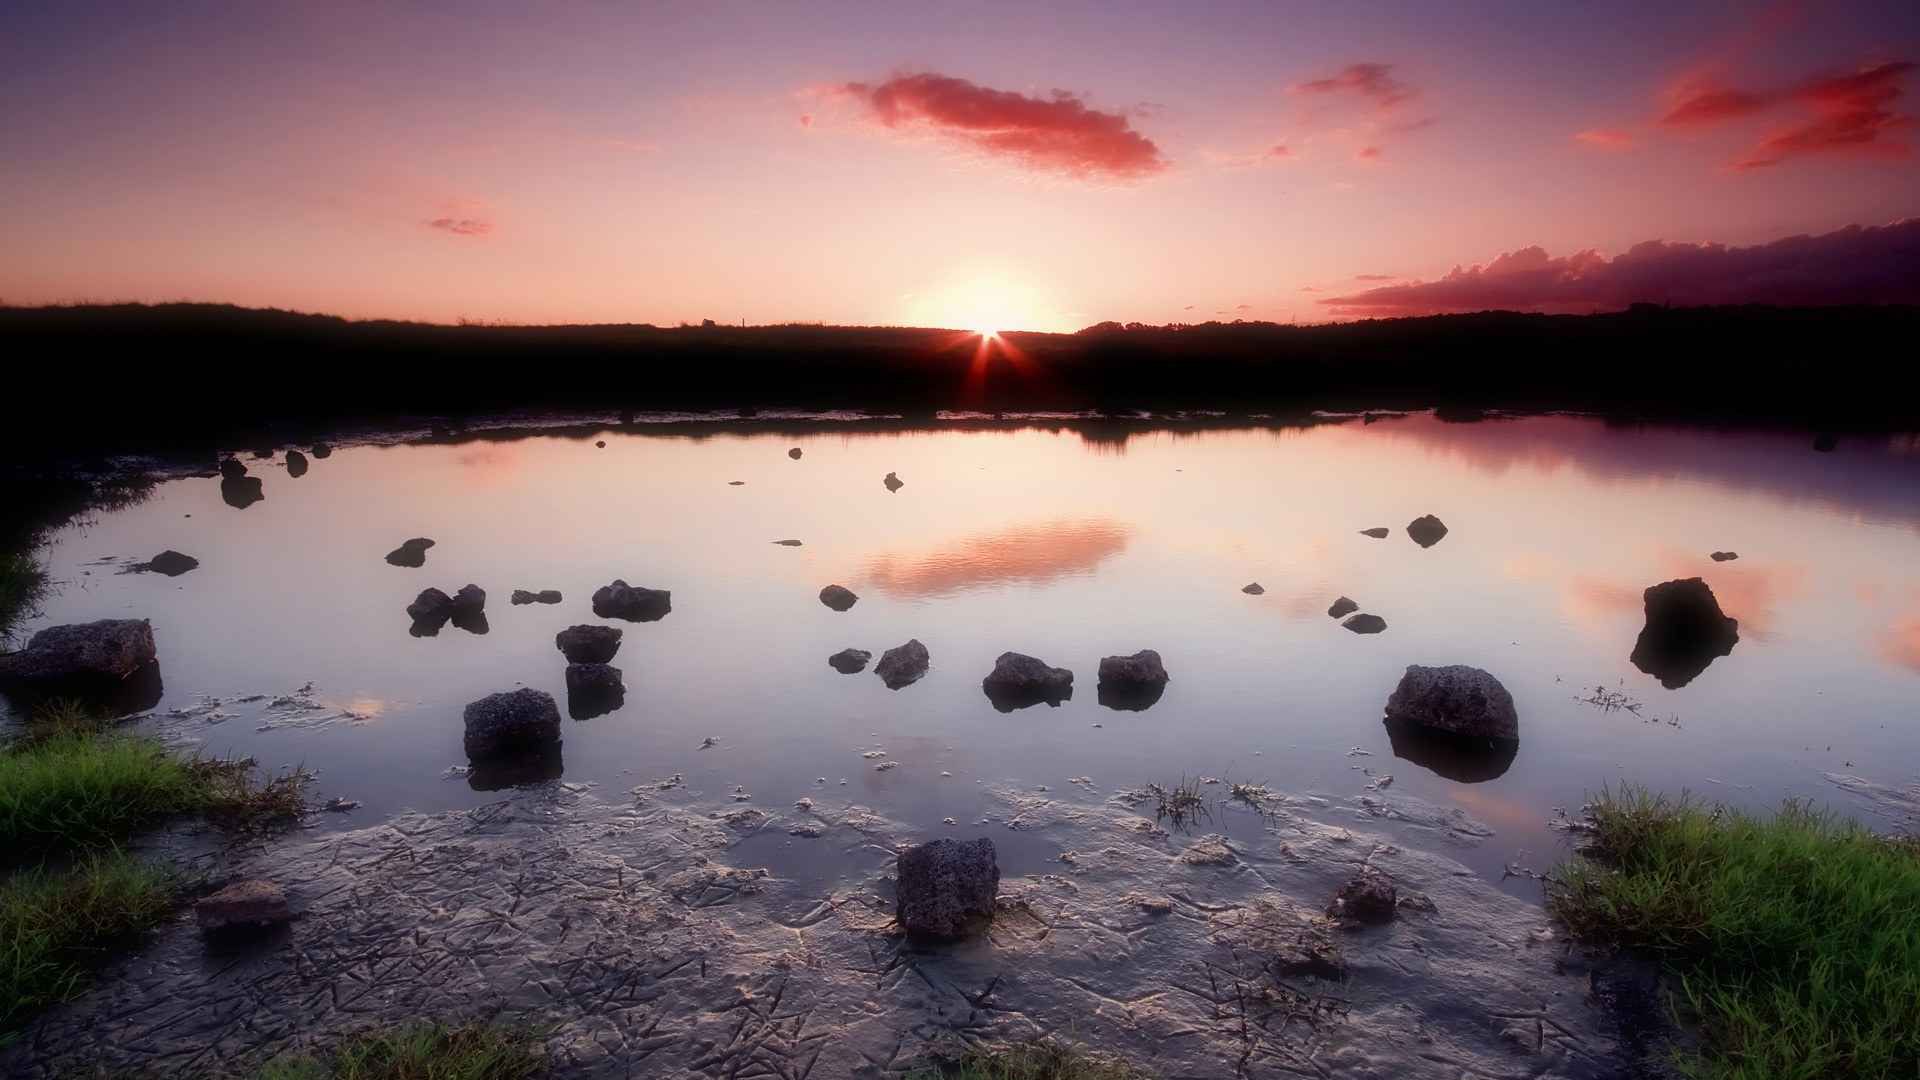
828,648,872,674
511,589,563,605
875,639,930,689
462,688,561,759
555,625,622,664
592,580,671,622
1359,527,1390,539
982,652,1074,711
1329,872,1397,925
0,619,158,692
1384,665,1518,741
818,584,859,612
1241,582,1265,595
565,663,625,720
883,471,904,492
195,880,291,933
285,450,309,478
1629,578,1739,689
385,538,435,568
136,550,199,576
1709,551,1739,562
896,837,999,939
1327,596,1358,619
1406,514,1449,548
1342,613,1387,634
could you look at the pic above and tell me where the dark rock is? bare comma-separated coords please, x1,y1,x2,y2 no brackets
1327,596,1358,619
218,457,248,480
285,450,309,478
0,619,157,689
1709,551,1738,562
452,584,485,612
1241,582,1265,595
828,648,872,674
788,447,803,459
773,539,803,546
1407,514,1449,548
310,443,332,458
592,579,671,622
884,471,904,492
407,587,453,622
875,639,930,689
1629,578,1739,689
219,476,264,509
449,609,489,635
140,550,199,576
1384,665,1519,741
555,624,622,664
819,584,859,612
195,880,291,932
511,589,563,605
982,652,1074,711
1359,527,1390,538
385,538,435,568
1328,872,1396,925
595,440,606,449
467,743,563,790
1384,719,1518,782
1096,650,1169,711
462,688,561,759
565,663,625,719
728,480,745,486
895,837,999,939
1342,613,1387,634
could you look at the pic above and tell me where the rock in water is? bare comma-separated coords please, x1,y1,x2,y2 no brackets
1384,665,1519,741
1329,872,1397,925
451,584,485,612
564,663,625,719
1241,582,1265,595
510,589,563,605
981,652,1074,711
1343,613,1387,634
217,457,248,480
591,579,671,622
883,471,904,492
220,475,264,509
1407,514,1449,548
406,587,452,630
1097,649,1169,711
875,639,930,689
1629,578,1739,689
1359,527,1390,539
819,584,859,612
773,539,803,547
140,550,199,576
462,688,562,758
284,450,309,478
0,619,157,691
310,443,332,458
555,624,622,663
788,447,803,460
896,837,999,939
1710,551,1739,562
385,538,435,567
1327,596,1358,619
195,880,292,932
828,648,872,674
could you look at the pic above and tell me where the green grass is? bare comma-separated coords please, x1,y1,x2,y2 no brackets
253,1024,544,1080
1549,786,1920,1080
0,853,174,1040
906,1040,1146,1080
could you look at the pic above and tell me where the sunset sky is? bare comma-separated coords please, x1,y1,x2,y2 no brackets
2,2,1916,330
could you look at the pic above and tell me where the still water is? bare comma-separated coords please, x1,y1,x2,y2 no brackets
15,414,1920,894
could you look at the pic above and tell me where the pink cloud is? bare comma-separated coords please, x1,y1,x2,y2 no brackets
798,113,814,128
1356,145,1382,160
1575,128,1634,150
1267,143,1290,158
1354,273,1395,281
1294,63,1415,110
837,73,1167,180
1660,60,1916,168
426,217,492,237
1319,219,1920,316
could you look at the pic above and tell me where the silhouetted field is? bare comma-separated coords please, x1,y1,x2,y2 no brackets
2,301,1914,455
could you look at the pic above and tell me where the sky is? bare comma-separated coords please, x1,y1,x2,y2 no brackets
1,1,1917,331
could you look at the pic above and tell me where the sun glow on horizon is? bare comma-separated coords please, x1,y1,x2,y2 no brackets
903,268,1066,335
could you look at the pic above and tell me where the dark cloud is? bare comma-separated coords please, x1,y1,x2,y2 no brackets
1660,60,1915,168
426,217,492,237
1320,219,1920,317
839,72,1167,180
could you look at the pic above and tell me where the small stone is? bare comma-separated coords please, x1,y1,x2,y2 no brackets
140,550,199,577
1327,597,1358,619
511,589,563,605
1329,871,1397,925
895,837,999,939
875,639,930,689
592,579,671,622
1407,514,1449,548
883,471,904,492
1359,527,1390,538
1710,551,1739,562
285,450,309,477
1241,582,1265,595
1342,613,1387,634
196,880,291,932
788,447,803,459
828,648,872,674
773,539,803,546
385,538,435,568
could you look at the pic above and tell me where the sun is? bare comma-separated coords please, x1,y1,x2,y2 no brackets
904,269,1057,335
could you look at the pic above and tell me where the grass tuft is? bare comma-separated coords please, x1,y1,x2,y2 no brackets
0,550,48,643
1549,785,1920,1080
0,853,174,1040
0,733,210,860
254,1022,545,1080
906,1039,1146,1080
1144,777,1209,830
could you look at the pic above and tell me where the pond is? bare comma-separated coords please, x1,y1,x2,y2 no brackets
13,412,1920,895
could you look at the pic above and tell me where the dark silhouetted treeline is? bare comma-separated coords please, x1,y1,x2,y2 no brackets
2,301,1914,457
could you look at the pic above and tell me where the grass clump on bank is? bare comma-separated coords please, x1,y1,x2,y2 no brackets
1549,786,1920,1080
0,853,174,1040
0,549,48,642
255,1023,545,1080
907,1040,1146,1080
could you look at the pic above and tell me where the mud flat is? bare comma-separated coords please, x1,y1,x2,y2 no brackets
7,780,1647,1078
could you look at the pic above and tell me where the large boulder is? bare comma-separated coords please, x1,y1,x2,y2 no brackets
592,579,671,622
1629,578,1739,689
875,639,930,689
896,837,999,939
0,619,157,690
1384,665,1518,741
981,652,1073,711
1407,514,1449,548
828,648,872,674
385,538,435,567
555,625,622,663
565,663,625,719
195,880,292,933
462,688,561,759
819,584,859,612
1096,649,1168,711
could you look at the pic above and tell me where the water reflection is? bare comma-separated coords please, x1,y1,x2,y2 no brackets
1384,718,1518,782
467,744,564,791
863,518,1130,597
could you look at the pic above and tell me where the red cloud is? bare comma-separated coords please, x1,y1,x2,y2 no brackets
1356,145,1382,160
1354,273,1395,281
1659,60,1916,168
1575,128,1634,149
426,217,491,237
838,73,1167,180
1295,63,1415,109
1320,219,1920,316
798,113,814,128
